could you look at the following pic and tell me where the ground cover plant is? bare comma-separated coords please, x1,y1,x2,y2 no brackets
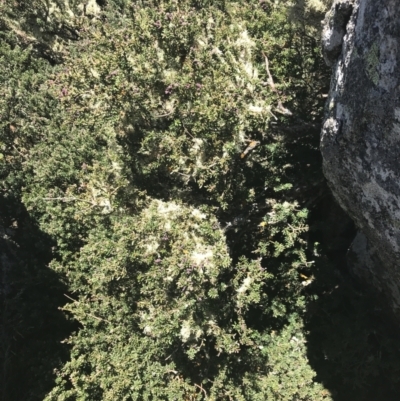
2,1,400,400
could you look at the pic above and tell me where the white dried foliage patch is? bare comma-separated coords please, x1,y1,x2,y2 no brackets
156,200,182,216
180,320,192,342
191,209,207,220
237,276,253,294
191,246,214,269
144,236,160,255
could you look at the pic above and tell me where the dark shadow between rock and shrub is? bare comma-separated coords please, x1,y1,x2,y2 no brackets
305,194,400,401
0,197,76,401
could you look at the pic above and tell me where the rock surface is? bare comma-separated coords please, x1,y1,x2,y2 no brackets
321,0,400,318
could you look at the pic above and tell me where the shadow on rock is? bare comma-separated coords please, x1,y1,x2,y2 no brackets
305,194,400,401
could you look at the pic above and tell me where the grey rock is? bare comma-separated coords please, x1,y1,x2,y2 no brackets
322,0,355,67
321,0,400,319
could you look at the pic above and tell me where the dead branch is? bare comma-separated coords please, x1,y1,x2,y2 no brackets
63,294,112,323
194,383,207,398
262,52,293,116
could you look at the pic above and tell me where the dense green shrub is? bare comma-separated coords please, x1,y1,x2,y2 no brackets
9,1,400,401
0,0,333,399
43,199,329,400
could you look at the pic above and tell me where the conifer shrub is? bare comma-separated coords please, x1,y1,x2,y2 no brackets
43,199,329,400
0,1,370,400
4,0,400,399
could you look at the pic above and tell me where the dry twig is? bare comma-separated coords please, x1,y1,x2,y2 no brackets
262,52,293,116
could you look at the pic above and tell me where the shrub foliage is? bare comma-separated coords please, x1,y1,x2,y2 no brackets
7,1,398,401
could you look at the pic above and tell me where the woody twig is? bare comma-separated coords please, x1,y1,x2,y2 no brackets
262,52,293,116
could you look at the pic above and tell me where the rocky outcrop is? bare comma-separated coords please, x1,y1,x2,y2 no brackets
321,0,400,318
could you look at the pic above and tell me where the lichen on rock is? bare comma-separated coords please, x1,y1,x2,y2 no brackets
321,0,400,321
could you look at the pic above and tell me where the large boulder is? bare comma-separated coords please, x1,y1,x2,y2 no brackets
321,0,400,317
